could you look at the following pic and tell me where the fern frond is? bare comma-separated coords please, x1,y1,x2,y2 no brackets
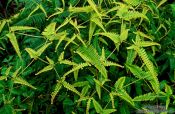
51,81,62,104
13,77,36,89
81,85,90,96
0,20,6,33
63,63,90,77
91,13,106,32
110,92,115,108
35,65,53,75
37,42,52,56
42,22,56,36
114,89,135,106
87,0,102,19
15,13,46,27
114,77,126,89
103,61,123,68
94,79,102,99
125,64,150,79
97,32,120,45
133,92,157,101
6,32,21,59
10,26,39,32
76,45,107,79
118,11,148,21
123,0,141,6
86,98,92,114
126,49,137,65
62,81,82,96
92,98,103,113
69,6,93,13
60,59,78,66
73,81,89,87
64,34,77,50
135,47,160,93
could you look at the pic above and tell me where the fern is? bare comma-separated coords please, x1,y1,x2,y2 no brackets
51,81,62,104
69,6,93,13
62,81,82,96
113,89,135,107
13,77,36,89
6,32,22,59
76,45,107,79
63,63,90,77
92,98,103,113
91,13,106,32
114,77,126,89
86,98,92,114
134,47,160,93
125,64,151,79
133,92,157,101
123,0,141,6
35,63,54,75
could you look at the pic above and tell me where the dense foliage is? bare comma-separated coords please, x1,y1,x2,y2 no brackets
0,0,175,113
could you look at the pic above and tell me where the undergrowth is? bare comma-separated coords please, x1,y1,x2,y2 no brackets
0,0,175,114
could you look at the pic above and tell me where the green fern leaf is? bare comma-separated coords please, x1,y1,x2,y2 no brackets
37,42,52,56
64,34,77,50
0,76,7,81
89,20,96,44
10,26,39,32
91,13,106,32
123,0,141,6
35,65,53,75
63,63,90,77
55,32,67,51
60,59,78,66
102,109,117,114
62,81,81,96
69,6,93,13
137,41,160,48
48,8,63,19
114,77,126,89
87,0,101,19
115,89,135,106
97,32,120,45
12,67,21,77
125,64,150,79
0,20,6,33
25,48,38,59
133,92,157,101
109,92,115,108
73,81,89,87
103,61,123,68
5,66,12,76
51,81,62,104
86,98,92,114
58,51,64,61
76,45,107,79
126,49,137,65
92,98,103,113
118,11,148,21
56,18,71,31
135,47,160,93
42,22,56,36
6,32,21,59
13,77,36,89
26,42,52,59
94,79,102,99
81,85,90,96
120,23,129,41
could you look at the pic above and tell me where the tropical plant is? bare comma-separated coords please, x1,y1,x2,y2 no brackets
0,0,175,114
